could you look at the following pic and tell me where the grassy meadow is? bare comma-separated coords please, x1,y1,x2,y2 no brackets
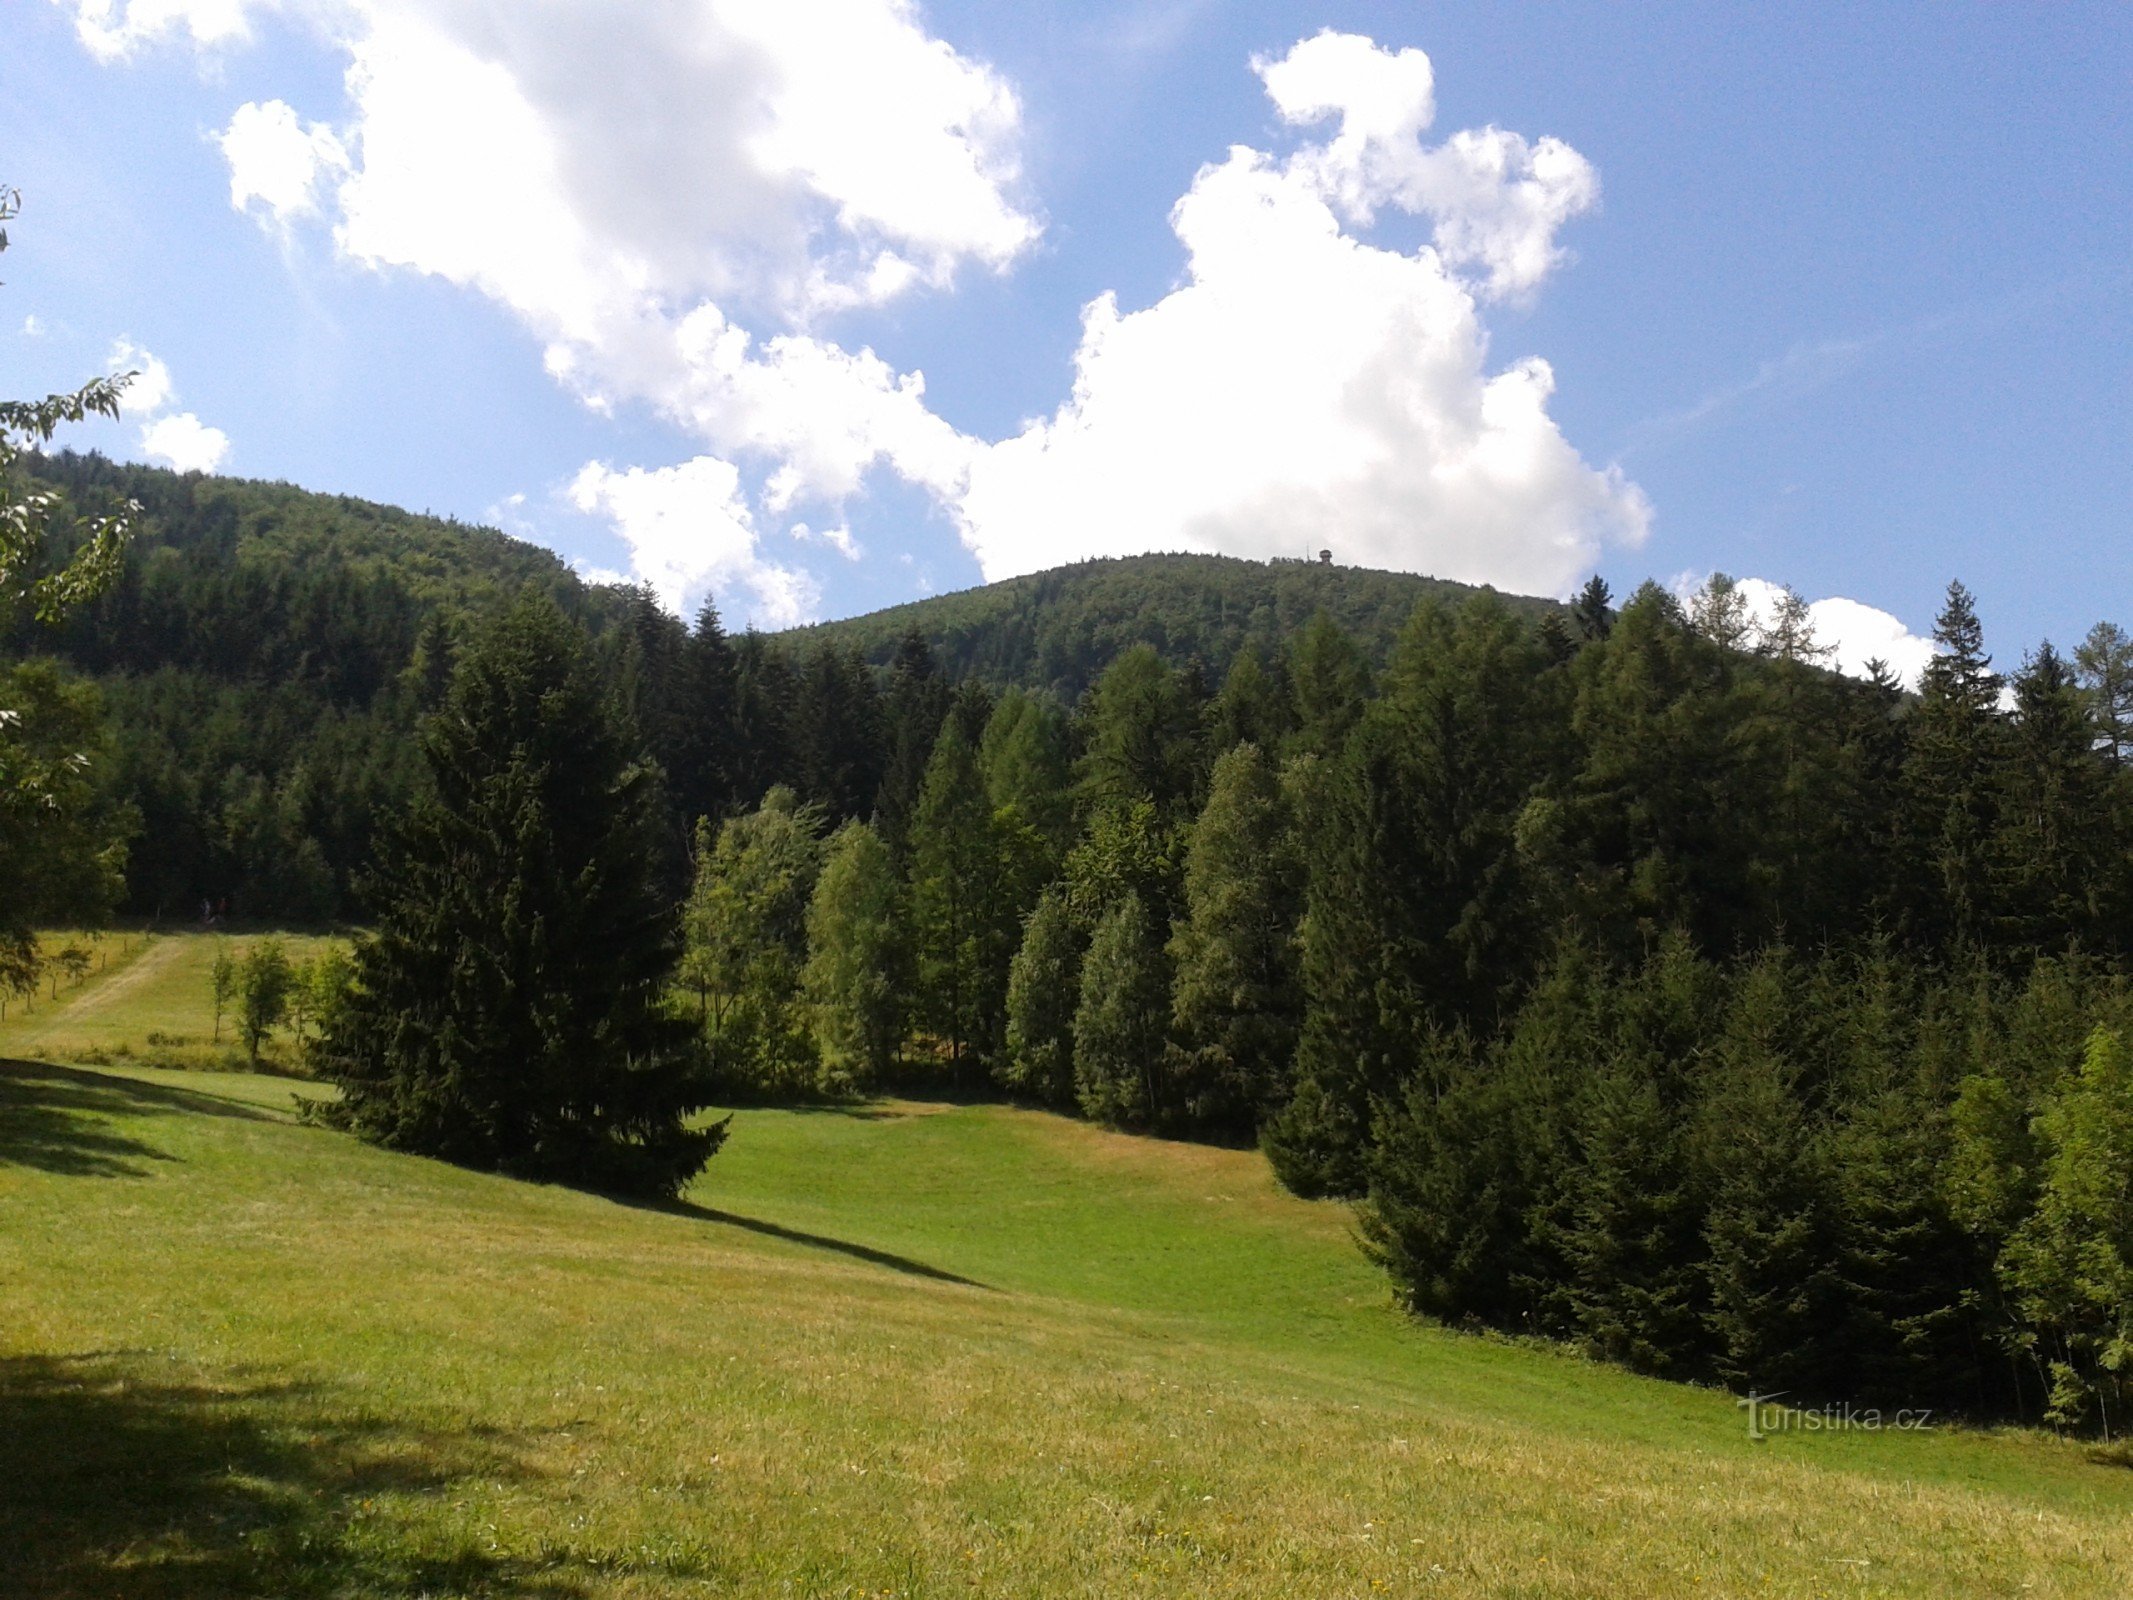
3,934,2132,1598
0,928,348,1072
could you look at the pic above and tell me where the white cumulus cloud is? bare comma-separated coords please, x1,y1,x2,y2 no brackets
220,98,349,223
76,13,1646,612
104,337,231,472
953,31,1646,591
1701,575,1939,689
568,456,818,627
140,410,232,472
60,0,268,61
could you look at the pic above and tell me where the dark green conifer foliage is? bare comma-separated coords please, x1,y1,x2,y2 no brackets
978,688,1073,850
790,643,885,823
1077,644,1206,817
320,593,719,1198
2074,621,2133,768
1208,644,1294,755
670,599,740,823
1570,575,1614,642
1556,583,1755,958
1000,885,1081,1107
1999,644,2116,951
874,627,952,850
1264,718,1428,1198
1692,951,1845,1396
1168,743,1302,1137
1549,937,1717,1376
729,628,797,810
1072,891,1172,1128
1285,610,1372,761
1904,581,2007,951
911,718,1008,1076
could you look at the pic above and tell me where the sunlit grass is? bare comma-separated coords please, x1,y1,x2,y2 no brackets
0,928,348,1071
2,935,2130,1596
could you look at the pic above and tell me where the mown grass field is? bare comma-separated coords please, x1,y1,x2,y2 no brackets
0,929,348,1072
4,934,2132,1598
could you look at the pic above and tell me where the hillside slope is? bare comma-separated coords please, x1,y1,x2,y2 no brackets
3,1046,2128,1596
780,552,1558,698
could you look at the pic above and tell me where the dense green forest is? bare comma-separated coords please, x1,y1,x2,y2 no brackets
782,550,1549,698
7,453,1527,920
11,451,2133,1431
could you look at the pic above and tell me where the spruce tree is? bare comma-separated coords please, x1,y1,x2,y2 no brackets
320,593,719,1198
1072,892,1172,1128
1999,643,2115,952
1904,580,2007,952
1693,950,1846,1397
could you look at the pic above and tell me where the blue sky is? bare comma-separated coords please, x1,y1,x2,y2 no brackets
4,1,2128,675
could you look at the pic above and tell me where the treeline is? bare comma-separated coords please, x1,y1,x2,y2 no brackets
676,574,2133,1429
14,456,1491,922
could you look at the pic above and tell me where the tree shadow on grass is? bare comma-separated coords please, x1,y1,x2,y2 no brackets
0,1351,602,1600
0,1061,283,1178
638,1196,991,1290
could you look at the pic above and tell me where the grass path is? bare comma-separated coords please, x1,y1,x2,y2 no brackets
3,1052,2131,1598
0,933,171,1053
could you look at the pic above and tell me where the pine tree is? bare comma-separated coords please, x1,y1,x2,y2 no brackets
1072,891,1172,1128
1001,885,1080,1107
802,819,906,1090
320,593,719,1198
790,643,885,823
1168,743,1302,1138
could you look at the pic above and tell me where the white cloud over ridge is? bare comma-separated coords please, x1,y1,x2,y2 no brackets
71,8,1645,617
957,31,1647,590
568,457,818,629
1693,574,1939,689
105,338,231,472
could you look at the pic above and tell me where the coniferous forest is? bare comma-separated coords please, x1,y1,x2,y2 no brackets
12,450,2133,1434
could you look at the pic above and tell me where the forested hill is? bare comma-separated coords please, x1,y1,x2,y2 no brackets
11,452,1552,922
778,552,1554,699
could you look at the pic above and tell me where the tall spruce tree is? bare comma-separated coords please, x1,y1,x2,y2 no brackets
1904,581,2007,952
1999,644,2116,953
320,593,719,1197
